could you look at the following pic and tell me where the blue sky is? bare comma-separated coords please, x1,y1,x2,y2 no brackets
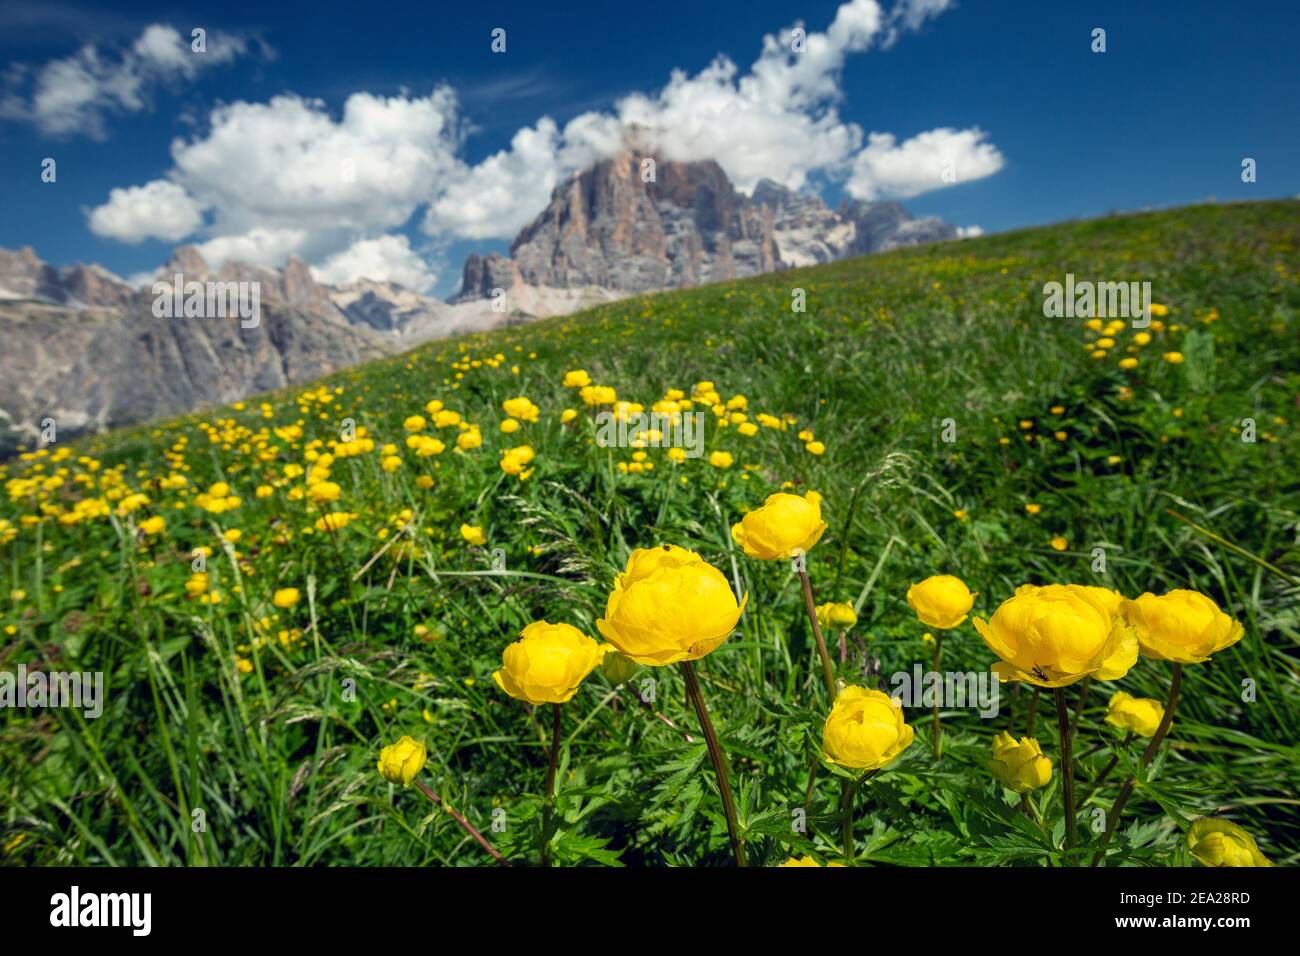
1,0,1297,299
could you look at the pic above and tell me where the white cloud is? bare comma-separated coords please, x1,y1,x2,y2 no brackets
311,235,437,292
0,24,257,138
846,127,1004,200
193,227,310,267
87,179,206,242
957,225,983,238
423,117,569,240
426,0,996,239
82,1,1003,287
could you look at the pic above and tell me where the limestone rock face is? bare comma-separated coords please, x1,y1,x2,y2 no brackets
455,154,959,301
507,152,780,293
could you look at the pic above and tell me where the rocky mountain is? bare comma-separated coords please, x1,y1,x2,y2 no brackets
1,153,964,454
0,244,614,455
453,153,958,301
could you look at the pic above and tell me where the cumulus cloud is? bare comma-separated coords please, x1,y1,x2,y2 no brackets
311,235,438,292
846,127,1004,200
957,225,984,238
0,24,258,138
87,179,206,242
83,0,1001,290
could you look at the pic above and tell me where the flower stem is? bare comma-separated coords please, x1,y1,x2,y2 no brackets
542,702,561,867
1054,687,1078,856
413,779,510,866
1091,664,1183,866
680,660,746,866
840,778,855,861
797,568,837,700
931,630,944,759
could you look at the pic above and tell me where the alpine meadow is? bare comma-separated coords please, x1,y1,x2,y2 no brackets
2,199,1297,868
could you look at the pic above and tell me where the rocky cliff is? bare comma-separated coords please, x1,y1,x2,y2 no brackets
454,154,958,300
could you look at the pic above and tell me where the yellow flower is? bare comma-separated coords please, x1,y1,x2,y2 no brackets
272,587,300,609
974,584,1138,687
816,602,857,630
309,480,341,504
1162,351,1184,364
596,545,746,665
403,415,427,432
731,491,827,560
1105,690,1165,737
1121,590,1243,663
460,524,486,546
560,408,578,424
138,515,166,535
708,450,734,469
1049,536,1068,551
778,856,844,867
598,643,639,685
805,440,826,455
906,574,975,629
456,429,482,451
315,511,357,532
492,621,601,705
987,731,1053,792
499,445,535,479
502,396,540,422
1187,818,1271,867
1119,357,1138,370
499,418,521,434
563,369,592,388
1024,503,1041,515
822,686,914,771
377,735,428,786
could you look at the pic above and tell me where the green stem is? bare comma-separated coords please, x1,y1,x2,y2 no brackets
542,703,561,867
680,660,746,866
1054,687,1078,856
1092,664,1182,866
931,630,944,759
798,569,837,700
840,778,855,861
413,779,510,865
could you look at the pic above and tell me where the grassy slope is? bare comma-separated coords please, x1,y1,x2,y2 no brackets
2,199,1298,866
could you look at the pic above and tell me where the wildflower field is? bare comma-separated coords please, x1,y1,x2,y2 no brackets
2,199,1298,867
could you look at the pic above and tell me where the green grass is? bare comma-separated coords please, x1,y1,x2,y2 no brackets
2,199,1298,867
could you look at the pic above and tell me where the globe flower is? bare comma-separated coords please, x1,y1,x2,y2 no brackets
822,686,914,771
598,643,639,685
816,602,857,630
974,583,1138,687
1105,690,1166,737
377,735,427,786
596,545,746,665
492,621,601,705
502,396,540,422
272,587,300,609
563,369,592,388
987,732,1053,792
460,524,486,546
1187,818,1271,867
1121,590,1243,664
138,515,166,535
731,491,827,560
906,574,975,629
778,856,845,867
